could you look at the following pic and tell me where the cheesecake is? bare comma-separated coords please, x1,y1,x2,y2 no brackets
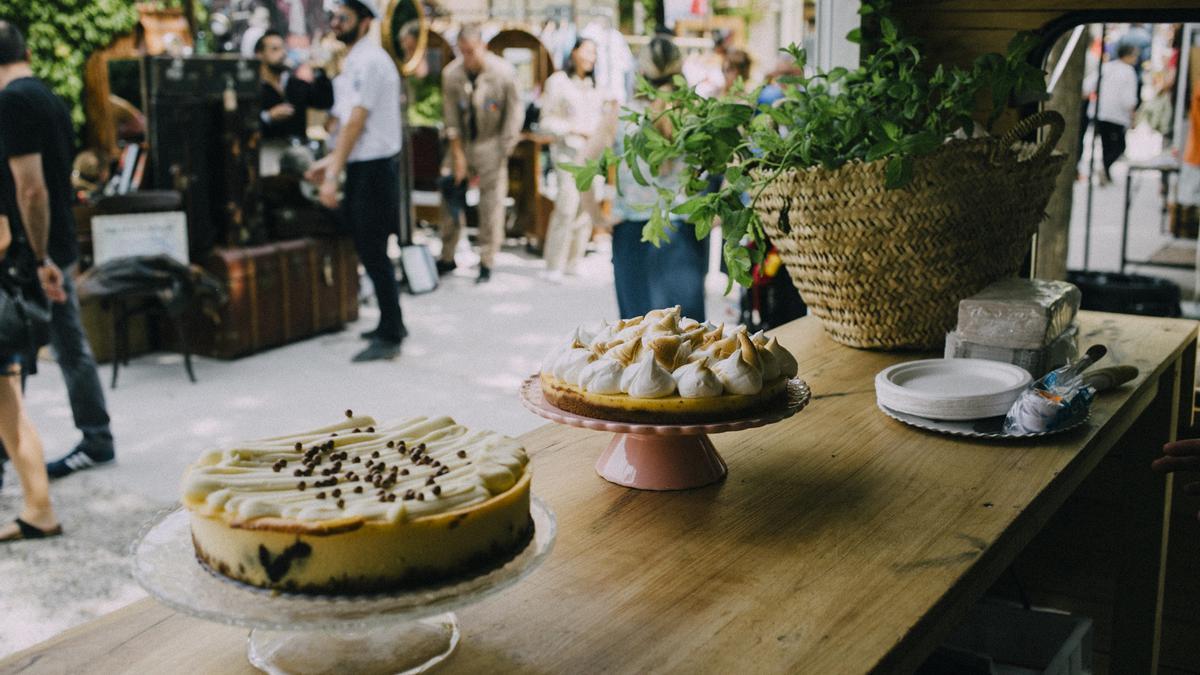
181,413,531,594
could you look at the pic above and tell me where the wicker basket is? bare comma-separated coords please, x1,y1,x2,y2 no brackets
756,111,1067,350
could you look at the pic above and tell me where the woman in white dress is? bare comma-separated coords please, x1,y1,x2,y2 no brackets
539,38,614,281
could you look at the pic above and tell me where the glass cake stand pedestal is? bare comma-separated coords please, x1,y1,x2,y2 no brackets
520,375,811,490
131,500,556,675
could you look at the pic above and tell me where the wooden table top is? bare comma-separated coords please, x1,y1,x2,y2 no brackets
3,311,1195,675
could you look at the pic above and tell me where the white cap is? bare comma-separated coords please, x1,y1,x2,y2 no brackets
341,0,378,18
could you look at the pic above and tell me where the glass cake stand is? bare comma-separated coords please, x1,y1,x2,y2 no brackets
520,375,811,490
131,499,556,675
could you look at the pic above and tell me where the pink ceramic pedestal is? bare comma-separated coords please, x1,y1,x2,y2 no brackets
596,433,726,491
520,376,811,492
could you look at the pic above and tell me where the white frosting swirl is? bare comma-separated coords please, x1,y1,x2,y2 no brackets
621,352,677,398
673,358,724,398
713,347,763,394
577,358,625,394
182,415,527,524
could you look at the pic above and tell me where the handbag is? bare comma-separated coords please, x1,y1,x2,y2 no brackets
0,257,52,359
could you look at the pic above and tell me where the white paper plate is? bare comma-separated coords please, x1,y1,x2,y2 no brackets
875,359,1033,421
878,404,1089,440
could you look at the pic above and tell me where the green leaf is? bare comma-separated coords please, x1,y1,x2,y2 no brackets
866,139,896,162
846,28,862,44
880,18,897,41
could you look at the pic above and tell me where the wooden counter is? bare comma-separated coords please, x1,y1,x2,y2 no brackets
2,311,1194,674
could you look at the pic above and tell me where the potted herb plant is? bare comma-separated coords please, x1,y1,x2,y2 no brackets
573,0,1065,349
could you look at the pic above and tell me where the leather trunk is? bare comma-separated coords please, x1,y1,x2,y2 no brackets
313,237,359,331
188,238,358,359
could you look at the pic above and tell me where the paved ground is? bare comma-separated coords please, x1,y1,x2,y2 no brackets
1,141,1195,660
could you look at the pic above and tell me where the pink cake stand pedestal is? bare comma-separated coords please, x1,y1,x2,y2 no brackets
520,376,811,491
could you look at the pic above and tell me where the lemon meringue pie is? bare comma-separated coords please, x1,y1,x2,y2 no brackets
181,413,532,593
539,307,800,423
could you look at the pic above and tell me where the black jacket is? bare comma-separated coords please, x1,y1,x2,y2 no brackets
260,70,334,141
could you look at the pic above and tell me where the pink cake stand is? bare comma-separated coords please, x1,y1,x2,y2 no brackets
520,375,811,491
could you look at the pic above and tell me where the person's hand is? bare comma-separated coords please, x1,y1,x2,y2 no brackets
304,155,332,186
268,103,295,121
453,152,468,184
317,178,339,209
37,260,67,304
1153,438,1200,519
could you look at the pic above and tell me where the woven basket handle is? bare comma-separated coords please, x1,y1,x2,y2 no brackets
991,110,1065,165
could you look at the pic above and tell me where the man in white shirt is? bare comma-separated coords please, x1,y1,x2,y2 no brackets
305,0,407,362
1086,44,1140,185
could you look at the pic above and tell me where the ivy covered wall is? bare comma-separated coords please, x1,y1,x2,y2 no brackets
0,0,141,133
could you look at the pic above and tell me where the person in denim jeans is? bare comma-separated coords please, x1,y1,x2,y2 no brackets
0,22,113,486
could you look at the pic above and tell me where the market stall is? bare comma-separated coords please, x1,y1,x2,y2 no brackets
1,311,1193,673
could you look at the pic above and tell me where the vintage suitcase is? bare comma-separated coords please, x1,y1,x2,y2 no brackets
275,239,315,343
189,238,357,359
192,244,284,358
312,237,359,332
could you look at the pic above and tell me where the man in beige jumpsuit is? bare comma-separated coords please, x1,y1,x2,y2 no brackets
440,24,523,283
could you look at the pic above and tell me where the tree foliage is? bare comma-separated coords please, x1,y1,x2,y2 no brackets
0,0,142,133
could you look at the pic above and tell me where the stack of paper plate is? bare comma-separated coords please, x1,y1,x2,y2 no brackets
874,359,1033,421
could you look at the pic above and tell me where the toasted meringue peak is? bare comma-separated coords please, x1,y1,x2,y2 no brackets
650,312,681,335
649,335,684,368
710,335,739,359
737,332,760,371
590,339,617,357
617,316,644,331
680,325,706,347
621,352,677,398
611,338,643,365
701,324,726,348
673,356,724,398
767,336,799,378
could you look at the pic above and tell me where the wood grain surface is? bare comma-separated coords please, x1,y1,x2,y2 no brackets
1,312,1194,675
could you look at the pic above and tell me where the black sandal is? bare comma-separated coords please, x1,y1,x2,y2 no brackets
0,518,63,542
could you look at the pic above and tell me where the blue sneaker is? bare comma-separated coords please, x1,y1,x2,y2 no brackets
46,445,115,479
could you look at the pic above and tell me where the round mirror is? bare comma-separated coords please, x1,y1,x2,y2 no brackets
381,0,427,77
